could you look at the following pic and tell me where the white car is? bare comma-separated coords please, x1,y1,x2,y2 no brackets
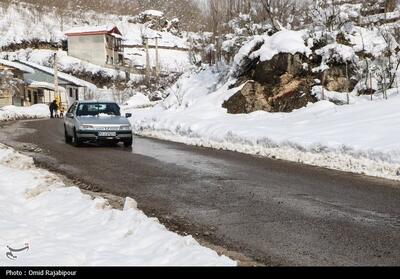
64,101,133,147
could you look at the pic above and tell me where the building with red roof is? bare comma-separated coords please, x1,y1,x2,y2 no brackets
65,25,124,67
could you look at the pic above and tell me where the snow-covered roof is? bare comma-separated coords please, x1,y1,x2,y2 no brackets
65,25,122,38
27,81,66,92
140,10,164,17
18,60,97,92
0,59,35,74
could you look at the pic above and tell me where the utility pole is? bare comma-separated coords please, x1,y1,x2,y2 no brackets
53,52,60,107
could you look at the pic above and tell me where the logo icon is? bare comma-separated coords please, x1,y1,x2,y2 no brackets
5,243,29,260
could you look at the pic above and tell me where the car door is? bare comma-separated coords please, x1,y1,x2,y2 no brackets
65,103,77,134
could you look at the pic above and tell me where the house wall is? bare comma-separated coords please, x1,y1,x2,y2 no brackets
0,95,12,107
68,34,107,66
25,87,68,108
105,35,123,65
0,66,26,107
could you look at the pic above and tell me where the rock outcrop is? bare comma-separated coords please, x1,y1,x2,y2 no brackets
224,52,317,113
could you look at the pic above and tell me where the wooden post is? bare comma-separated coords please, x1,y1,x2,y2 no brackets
370,72,373,101
383,73,387,100
145,38,150,84
188,36,193,65
346,62,350,105
321,72,326,101
155,37,160,78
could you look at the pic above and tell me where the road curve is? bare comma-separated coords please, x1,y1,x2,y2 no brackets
1,119,400,266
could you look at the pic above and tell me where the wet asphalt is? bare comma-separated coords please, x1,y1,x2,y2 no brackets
1,119,400,266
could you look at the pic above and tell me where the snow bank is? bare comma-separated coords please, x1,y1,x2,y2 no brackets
123,93,153,109
0,105,49,121
128,68,400,181
0,144,235,266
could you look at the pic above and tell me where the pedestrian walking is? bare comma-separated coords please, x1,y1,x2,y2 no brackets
49,100,58,119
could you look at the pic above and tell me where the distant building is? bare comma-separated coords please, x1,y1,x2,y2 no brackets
18,60,97,107
0,59,33,107
65,25,124,67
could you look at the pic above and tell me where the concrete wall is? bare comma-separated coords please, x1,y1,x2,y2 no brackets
68,35,107,66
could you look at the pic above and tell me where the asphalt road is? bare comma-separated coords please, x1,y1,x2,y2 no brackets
1,119,400,266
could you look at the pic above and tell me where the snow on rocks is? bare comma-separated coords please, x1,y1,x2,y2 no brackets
232,30,311,76
0,144,236,266
0,104,49,121
313,43,357,73
250,30,311,62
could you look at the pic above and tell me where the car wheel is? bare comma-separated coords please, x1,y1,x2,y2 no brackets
72,129,82,147
123,139,133,148
64,127,72,144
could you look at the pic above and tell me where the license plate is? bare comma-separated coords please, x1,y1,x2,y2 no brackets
98,132,117,137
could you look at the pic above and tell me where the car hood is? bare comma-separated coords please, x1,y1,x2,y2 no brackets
77,116,131,125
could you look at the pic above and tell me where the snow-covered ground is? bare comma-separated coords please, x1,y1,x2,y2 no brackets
0,144,235,266
0,2,187,49
0,104,49,121
124,48,191,73
125,67,400,181
123,92,154,109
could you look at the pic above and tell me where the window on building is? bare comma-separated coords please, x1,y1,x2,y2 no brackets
69,88,73,98
27,90,32,103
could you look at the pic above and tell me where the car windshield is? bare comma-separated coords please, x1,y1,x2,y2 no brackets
76,103,121,117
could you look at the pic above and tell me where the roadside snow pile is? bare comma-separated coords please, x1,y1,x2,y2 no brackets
129,67,400,181
0,144,235,266
123,93,153,109
0,105,49,121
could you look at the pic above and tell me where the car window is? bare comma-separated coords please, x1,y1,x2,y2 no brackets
76,103,121,117
67,103,76,114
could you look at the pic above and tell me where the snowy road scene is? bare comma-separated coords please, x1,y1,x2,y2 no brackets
0,0,400,271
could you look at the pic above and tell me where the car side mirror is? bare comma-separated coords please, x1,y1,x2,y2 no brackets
66,113,74,119
125,113,132,118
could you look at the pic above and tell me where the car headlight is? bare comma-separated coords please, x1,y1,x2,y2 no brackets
120,125,132,131
80,124,94,130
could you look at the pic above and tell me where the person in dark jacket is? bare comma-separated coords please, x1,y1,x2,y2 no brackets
49,100,58,119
